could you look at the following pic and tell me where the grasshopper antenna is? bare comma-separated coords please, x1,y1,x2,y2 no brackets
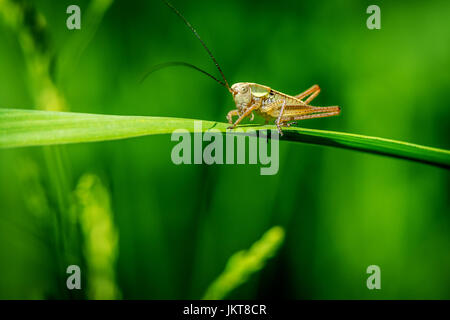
140,61,228,89
163,0,232,93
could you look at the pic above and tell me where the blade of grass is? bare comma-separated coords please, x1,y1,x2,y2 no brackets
0,108,449,169
202,226,285,300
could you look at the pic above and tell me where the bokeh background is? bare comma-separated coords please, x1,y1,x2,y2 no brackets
0,0,449,299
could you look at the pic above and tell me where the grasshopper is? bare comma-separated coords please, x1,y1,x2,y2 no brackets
227,83,340,135
154,1,341,135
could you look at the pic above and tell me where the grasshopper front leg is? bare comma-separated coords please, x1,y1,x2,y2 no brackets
226,109,239,124
227,102,260,129
227,109,254,124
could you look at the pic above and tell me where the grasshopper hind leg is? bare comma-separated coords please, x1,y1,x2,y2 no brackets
281,109,341,123
284,121,297,127
295,84,321,104
278,107,340,130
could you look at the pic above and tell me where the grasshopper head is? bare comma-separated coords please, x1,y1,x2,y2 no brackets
231,82,252,111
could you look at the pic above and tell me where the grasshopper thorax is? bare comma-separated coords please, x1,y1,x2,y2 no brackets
231,82,252,111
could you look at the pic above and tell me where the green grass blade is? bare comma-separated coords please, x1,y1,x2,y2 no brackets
202,226,285,300
1,108,449,169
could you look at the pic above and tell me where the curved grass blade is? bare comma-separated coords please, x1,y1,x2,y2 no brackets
202,226,285,300
0,108,449,169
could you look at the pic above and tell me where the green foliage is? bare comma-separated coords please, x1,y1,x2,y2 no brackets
74,174,121,299
0,0,449,300
1,108,449,168
0,0,66,110
203,226,285,300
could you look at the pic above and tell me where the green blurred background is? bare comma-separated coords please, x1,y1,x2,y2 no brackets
0,0,449,299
